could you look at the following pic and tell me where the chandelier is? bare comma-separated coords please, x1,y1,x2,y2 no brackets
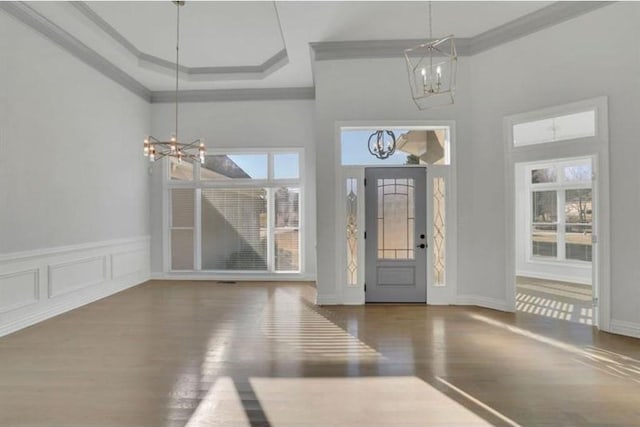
143,1,205,163
404,1,457,110
368,130,397,160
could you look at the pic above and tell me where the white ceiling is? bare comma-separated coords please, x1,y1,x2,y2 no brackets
25,1,552,91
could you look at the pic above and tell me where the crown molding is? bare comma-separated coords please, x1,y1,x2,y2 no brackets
150,87,315,103
0,1,151,101
469,1,613,55
70,1,289,81
311,1,615,61
311,38,471,61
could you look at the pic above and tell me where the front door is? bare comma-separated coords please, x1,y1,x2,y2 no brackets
365,167,427,302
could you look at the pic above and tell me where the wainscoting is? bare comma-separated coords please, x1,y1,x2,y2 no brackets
0,236,150,337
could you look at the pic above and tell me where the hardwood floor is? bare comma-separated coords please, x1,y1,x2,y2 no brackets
1,280,639,426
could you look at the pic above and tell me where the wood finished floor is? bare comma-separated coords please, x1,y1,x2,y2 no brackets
1,280,640,427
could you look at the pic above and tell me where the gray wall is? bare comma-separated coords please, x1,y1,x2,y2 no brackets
469,2,640,326
313,57,473,302
314,2,640,330
0,12,150,254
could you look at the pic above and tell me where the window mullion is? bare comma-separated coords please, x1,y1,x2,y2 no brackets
558,189,566,260
267,187,275,272
195,188,202,271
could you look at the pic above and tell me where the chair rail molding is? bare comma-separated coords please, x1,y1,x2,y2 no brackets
0,236,150,338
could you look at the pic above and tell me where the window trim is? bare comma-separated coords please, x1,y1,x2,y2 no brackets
525,159,593,265
163,148,305,276
505,97,607,152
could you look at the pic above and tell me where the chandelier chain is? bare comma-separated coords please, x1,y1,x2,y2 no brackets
175,1,180,142
428,1,432,40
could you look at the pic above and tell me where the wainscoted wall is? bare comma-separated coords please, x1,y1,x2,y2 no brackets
0,236,150,338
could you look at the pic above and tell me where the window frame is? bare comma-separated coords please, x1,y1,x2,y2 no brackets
505,97,606,152
163,148,304,276
525,159,593,264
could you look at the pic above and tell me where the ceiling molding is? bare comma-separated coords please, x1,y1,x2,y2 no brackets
311,39,471,61
150,87,315,103
469,1,613,54
0,1,151,101
70,1,289,81
311,1,615,61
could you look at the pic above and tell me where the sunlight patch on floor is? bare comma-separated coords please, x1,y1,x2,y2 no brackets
250,376,497,426
261,289,382,361
469,313,640,383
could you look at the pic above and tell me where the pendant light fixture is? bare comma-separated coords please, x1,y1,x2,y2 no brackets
143,1,205,163
404,1,457,110
368,130,397,160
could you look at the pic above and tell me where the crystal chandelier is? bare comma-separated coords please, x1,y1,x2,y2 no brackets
404,1,457,110
368,130,397,160
143,1,205,163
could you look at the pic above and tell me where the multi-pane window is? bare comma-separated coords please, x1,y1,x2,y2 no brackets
528,159,592,263
168,150,302,273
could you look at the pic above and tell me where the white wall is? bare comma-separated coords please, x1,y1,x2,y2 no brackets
469,2,640,333
149,100,316,277
0,12,151,337
313,57,473,304
0,13,150,253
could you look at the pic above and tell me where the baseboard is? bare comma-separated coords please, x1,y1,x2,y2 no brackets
150,271,316,282
609,319,640,340
456,295,512,312
316,294,339,305
0,236,150,338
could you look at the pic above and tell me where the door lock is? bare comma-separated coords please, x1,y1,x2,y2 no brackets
417,243,426,249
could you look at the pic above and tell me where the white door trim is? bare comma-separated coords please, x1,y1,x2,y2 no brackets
503,96,610,331
334,120,457,305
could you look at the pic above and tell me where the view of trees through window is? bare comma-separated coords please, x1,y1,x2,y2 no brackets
529,160,592,262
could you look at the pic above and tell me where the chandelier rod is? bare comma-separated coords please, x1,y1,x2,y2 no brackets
428,1,432,40
175,1,181,143
428,1,433,76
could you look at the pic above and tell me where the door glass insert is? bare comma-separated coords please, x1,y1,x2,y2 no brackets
377,178,415,260
346,178,358,286
433,178,446,286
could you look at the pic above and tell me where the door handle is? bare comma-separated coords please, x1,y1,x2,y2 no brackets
417,243,426,249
